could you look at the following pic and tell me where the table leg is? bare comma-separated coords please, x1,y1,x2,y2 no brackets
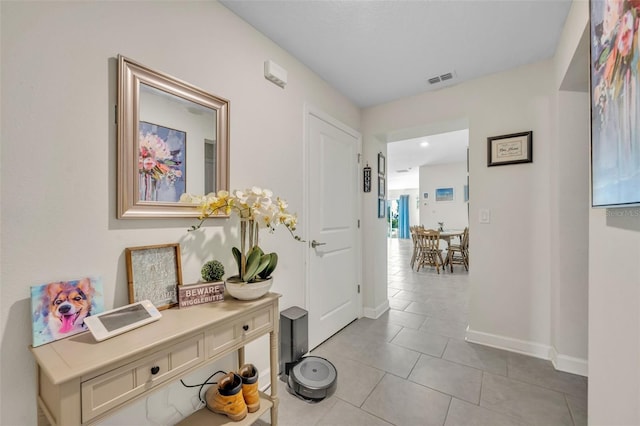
270,328,279,426
238,346,245,369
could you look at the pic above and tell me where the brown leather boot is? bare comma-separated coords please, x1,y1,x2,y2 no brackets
205,372,248,421
238,363,260,413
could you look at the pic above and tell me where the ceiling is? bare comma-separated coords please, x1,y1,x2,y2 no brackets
220,0,572,189
220,0,572,108
387,129,468,190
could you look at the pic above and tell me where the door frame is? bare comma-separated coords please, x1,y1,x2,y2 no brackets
302,103,363,319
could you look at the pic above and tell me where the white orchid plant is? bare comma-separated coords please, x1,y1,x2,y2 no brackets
180,187,302,283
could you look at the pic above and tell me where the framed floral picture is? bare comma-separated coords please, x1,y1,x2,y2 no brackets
139,121,186,203
126,243,182,310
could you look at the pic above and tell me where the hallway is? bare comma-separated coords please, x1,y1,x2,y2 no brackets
259,238,587,425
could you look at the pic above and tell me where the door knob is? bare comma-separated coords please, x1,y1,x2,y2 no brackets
311,240,326,248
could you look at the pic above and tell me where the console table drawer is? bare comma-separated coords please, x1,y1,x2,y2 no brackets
81,333,204,423
206,306,273,358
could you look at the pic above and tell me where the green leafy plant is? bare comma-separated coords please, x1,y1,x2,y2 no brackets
201,260,225,282
232,246,279,282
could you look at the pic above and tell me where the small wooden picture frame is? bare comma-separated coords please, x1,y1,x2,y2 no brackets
125,243,182,310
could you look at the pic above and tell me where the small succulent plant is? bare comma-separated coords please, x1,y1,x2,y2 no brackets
201,260,225,282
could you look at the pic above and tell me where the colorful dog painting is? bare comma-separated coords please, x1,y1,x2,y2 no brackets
31,277,104,347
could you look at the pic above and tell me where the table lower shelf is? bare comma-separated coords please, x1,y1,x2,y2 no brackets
177,393,273,426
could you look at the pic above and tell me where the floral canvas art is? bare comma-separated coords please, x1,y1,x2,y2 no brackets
139,121,186,202
30,277,104,347
591,0,640,207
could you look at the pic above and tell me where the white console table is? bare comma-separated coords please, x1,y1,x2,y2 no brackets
30,293,280,425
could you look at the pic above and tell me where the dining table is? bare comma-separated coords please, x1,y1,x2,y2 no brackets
438,229,465,245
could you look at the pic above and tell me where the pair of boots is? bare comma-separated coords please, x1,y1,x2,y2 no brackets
205,364,259,421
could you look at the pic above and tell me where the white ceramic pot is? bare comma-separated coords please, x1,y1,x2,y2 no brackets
225,277,273,300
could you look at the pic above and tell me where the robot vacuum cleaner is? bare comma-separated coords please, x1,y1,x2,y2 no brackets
286,356,337,401
280,306,337,401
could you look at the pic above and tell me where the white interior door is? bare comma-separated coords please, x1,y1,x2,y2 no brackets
305,107,361,349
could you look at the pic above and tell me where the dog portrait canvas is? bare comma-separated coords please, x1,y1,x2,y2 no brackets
31,277,104,347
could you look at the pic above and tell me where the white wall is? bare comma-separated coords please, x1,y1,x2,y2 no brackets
0,2,360,425
550,89,589,374
588,210,640,425
362,57,576,364
557,1,640,424
418,162,468,230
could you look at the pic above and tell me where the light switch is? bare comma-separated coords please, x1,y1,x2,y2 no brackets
479,208,491,224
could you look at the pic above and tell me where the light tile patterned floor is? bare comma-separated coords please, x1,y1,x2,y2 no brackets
257,238,587,426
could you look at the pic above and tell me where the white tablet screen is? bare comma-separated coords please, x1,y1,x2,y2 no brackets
99,304,152,332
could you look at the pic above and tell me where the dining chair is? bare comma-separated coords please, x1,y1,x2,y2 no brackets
415,229,445,274
446,227,469,272
409,225,424,269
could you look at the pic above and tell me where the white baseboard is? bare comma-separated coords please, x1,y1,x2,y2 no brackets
465,327,552,359
363,300,390,319
549,347,588,377
466,327,588,377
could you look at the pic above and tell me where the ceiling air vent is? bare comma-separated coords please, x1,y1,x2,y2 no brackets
396,169,410,173
427,71,456,85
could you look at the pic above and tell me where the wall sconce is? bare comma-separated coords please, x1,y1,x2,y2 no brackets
264,60,287,88
363,163,372,192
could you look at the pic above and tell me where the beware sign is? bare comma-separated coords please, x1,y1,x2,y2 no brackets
178,282,224,308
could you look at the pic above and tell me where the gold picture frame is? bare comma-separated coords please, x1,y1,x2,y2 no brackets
117,55,230,218
125,243,183,310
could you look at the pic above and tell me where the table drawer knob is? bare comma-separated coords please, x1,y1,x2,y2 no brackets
150,366,160,375
242,325,249,331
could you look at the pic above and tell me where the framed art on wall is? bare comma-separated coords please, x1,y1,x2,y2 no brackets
378,197,386,218
435,187,454,202
487,131,533,167
378,176,386,197
30,277,105,347
125,243,182,310
590,0,640,207
117,55,230,219
138,121,186,203
378,152,386,176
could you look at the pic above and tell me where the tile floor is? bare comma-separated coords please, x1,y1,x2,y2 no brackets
258,238,588,426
